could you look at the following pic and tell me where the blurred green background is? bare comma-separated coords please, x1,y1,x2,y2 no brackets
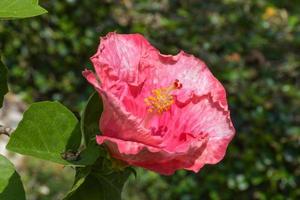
1,0,300,199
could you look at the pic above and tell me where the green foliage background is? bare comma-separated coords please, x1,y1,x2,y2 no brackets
1,0,300,199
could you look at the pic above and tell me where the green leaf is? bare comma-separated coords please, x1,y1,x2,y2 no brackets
0,59,8,108
64,167,92,199
74,92,103,166
93,168,132,200
74,141,101,166
31,0,39,4
81,92,103,145
0,155,26,200
0,0,47,19
6,101,82,165
64,159,132,200
63,92,131,200
66,174,107,200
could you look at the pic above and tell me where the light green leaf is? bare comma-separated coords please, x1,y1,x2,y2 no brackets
0,0,47,19
0,59,8,108
31,0,39,4
0,155,26,200
6,101,82,165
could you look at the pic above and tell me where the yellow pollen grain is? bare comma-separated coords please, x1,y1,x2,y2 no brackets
144,81,181,114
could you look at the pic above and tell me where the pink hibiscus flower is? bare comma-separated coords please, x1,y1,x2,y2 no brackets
83,32,235,175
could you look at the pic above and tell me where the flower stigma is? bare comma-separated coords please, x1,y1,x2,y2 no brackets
144,80,182,114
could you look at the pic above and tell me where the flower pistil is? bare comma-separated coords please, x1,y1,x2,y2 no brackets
144,80,182,114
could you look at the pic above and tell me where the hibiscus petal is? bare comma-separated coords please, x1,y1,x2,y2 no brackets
149,94,234,172
184,96,235,172
82,69,101,90
99,88,162,147
186,135,234,172
90,32,157,89
152,51,228,110
84,33,236,175
97,135,208,175
117,50,229,123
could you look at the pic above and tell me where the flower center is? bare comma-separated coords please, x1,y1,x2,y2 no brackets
144,80,182,114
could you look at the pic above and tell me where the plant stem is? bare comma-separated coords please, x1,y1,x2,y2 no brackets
0,125,13,137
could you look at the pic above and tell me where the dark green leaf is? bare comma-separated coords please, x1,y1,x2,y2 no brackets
6,101,82,165
66,174,107,200
71,92,103,166
64,167,92,199
0,155,25,200
0,0,47,19
93,168,132,200
64,163,132,200
74,141,101,166
81,92,103,145
0,59,8,108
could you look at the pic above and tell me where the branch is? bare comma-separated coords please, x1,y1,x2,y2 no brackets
0,125,13,137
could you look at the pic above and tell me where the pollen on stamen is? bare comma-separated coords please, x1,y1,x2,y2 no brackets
144,80,182,114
